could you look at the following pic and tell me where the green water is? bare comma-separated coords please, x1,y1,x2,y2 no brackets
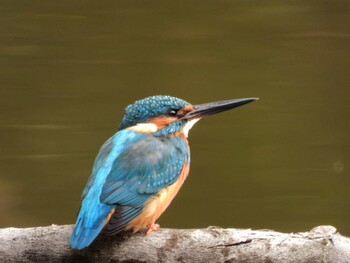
0,1,349,236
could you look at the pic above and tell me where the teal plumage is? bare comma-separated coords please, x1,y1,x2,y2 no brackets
119,95,190,130
70,96,191,249
70,95,257,249
70,128,189,249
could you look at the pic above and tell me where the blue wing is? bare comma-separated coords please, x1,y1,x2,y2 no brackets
70,129,189,249
101,135,188,202
70,130,144,249
101,133,189,235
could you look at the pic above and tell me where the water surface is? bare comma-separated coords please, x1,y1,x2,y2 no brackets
0,1,349,236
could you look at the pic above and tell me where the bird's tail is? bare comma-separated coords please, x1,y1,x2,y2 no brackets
70,198,113,250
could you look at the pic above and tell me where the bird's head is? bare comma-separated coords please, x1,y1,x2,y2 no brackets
119,95,257,137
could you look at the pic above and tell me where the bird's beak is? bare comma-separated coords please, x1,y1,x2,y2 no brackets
183,98,258,120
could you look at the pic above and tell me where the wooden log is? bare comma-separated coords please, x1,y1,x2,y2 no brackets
0,224,349,262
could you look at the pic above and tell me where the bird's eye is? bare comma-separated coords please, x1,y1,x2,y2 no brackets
168,109,178,117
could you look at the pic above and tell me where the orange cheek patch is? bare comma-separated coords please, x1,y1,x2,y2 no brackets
176,105,194,117
148,105,194,130
149,116,178,130
182,105,194,112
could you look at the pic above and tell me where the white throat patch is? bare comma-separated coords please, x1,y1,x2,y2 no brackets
128,119,200,137
127,123,158,133
182,118,200,138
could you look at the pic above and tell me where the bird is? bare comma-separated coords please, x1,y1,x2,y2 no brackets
70,95,257,249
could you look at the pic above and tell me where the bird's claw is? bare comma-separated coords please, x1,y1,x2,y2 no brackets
145,223,160,235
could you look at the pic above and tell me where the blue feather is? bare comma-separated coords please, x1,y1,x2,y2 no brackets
99,132,189,235
70,128,190,249
70,94,255,250
100,135,188,203
70,130,144,249
104,205,143,235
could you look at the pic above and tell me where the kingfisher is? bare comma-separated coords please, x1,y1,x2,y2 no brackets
70,95,257,249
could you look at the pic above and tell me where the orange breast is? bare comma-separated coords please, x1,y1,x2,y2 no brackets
126,162,190,233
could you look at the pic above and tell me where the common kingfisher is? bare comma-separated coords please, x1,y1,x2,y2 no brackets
70,95,257,249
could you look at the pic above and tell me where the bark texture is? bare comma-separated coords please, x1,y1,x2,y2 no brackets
0,224,349,262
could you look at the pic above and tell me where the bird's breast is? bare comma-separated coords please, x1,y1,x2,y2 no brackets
126,161,190,232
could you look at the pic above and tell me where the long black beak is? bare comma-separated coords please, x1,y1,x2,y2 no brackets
184,98,258,120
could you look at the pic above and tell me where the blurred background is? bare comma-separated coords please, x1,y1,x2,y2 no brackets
0,1,349,236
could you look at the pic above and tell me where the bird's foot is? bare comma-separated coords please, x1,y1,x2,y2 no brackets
145,223,160,235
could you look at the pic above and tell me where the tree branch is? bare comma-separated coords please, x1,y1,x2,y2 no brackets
0,224,349,262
